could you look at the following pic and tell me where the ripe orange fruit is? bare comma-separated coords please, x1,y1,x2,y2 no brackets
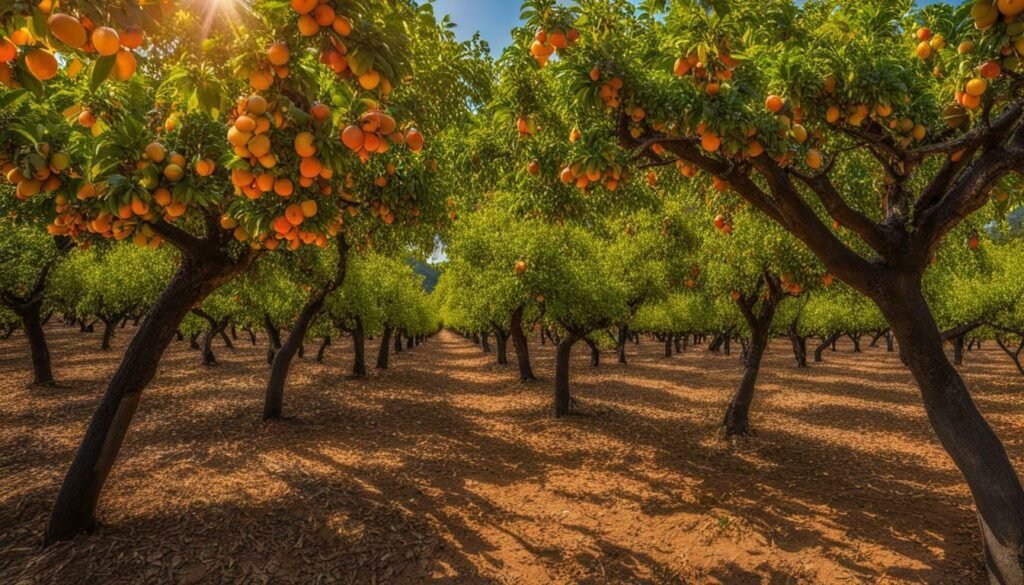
333,16,352,36
765,95,783,113
120,28,144,49
965,77,987,97
112,49,136,81
979,60,1002,79
92,27,120,56
274,177,294,197
268,42,290,66
295,132,317,157
250,69,274,90
313,4,335,26
406,128,424,152
701,132,721,153
285,204,305,226
0,38,16,63
514,260,527,274
311,102,331,121
164,164,184,182
290,0,317,14
340,126,364,151
300,199,318,218
806,149,823,170
25,49,58,81
246,94,268,115
78,109,97,128
298,15,320,36
299,157,323,178
673,57,690,77
47,13,87,49
195,159,215,176
359,70,381,90
915,41,931,59
153,188,172,206
255,173,275,192
234,115,256,133
248,134,271,157
144,142,166,163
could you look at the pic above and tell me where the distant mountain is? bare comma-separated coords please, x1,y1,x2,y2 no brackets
408,258,441,292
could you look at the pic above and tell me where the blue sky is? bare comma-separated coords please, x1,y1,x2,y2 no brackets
430,0,944,54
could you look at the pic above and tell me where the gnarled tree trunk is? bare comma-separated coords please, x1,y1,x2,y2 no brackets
880,280,1024,583
724,278,781,437
46,248,253,545
263,242,349,421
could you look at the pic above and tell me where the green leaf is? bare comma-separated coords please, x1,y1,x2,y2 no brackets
90,56,117,92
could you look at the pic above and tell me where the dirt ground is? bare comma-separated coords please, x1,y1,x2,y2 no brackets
1,325,1022,584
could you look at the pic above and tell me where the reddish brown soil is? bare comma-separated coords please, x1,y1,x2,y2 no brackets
1,325,1022,584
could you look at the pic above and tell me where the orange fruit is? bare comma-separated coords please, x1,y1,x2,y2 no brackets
153,188,172,206
47,13,87,49
268,42,290,66
195,159,215,176
406,128,424,152
701,132,721,153
246,94,268,115
273,177,294,197
78,109,97,128
234,115,256,133
333,16,352,36
255,173,275,192
250,69,273,90
91,27,120,57
300,200,318,218
25,49,58,81
120,28,144,49
299,157,323,178
311,102,331,121
765,95,784,113
298,15,320,36
341,126,365,151
284,204,305,225
359,70,381,90
295,132,316,157
313,4,335,26
290,0,317,14
112,49,136,81
965,77,987,97
0,38,16,63
248,134,271,157
144,142,166,163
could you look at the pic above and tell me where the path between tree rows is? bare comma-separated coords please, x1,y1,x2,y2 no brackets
1,326,1023,584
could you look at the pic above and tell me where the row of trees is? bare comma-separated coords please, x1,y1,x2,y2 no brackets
5,0,1024,580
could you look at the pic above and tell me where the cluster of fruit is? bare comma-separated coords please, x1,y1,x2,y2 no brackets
0,8,142,87
288,0,390,94
672,47,740,96
588,67,625,109
340,108,424,162
530,27,580,68
1,144,69,200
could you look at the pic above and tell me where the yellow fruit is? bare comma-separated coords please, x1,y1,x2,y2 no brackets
965,77,987,97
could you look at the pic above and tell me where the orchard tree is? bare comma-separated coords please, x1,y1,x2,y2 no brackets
511,0,1024,575
51,243,175,350
1,0,455,544
0,216,70,385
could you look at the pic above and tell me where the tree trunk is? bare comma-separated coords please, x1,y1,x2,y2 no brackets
953,334,965,367
377,326,393,369
264,314,281,365
849,333,862,353
15,301,55,386
814,333,840,363
585,337,600,367
100,318,116,351
616,324,629,364
201,326,217,365
886,332,895,353
45,252,249,544
316,336,331,363
554,331,582,417
351,317,367,377
663,335,672,358
480,330,491,353
510,305,536,382
724,294,779,437
880,282,1024,584
263,243,349,421
788,322,808,368
406,335,414,349
494,327,509,365
394,330,404,353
